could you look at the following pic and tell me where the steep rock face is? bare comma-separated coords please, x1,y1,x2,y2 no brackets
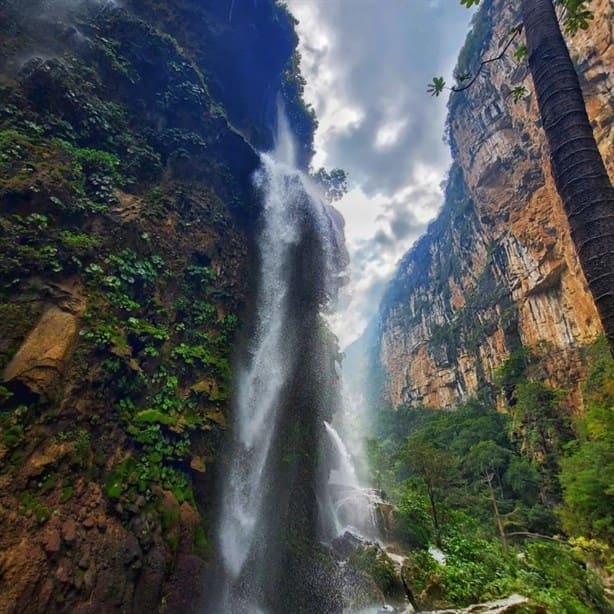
377,0,613,409
0,0,310,611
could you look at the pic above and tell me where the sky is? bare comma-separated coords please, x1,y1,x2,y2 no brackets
286,0,474,348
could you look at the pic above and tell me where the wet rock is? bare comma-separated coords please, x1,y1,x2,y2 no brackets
123,534,142,568
55,557,72,584
340,565,385,611
0,538,47,613
132,546,165,612
425,593,539,613
332,529,371,559
178,502,201,552
164,554,207,613
96,516,107,532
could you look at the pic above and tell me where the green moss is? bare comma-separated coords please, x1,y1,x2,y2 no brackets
133,409,177,426
106,456,138,500
60,485,74,504
194,524,211,556
19,492,50,523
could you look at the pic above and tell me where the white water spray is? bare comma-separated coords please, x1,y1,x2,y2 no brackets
216,112,345,601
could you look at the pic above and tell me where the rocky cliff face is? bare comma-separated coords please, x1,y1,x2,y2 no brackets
0,1,310,611
376,0,613,410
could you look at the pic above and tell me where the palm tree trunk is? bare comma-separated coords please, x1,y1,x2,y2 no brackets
521,0,614,353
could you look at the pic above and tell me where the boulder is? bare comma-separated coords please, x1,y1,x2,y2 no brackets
3,279,85,400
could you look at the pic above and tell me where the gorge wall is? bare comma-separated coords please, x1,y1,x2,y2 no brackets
374,0,614,410
0,1,314,611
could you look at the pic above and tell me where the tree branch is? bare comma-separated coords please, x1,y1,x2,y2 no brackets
451,24,523,93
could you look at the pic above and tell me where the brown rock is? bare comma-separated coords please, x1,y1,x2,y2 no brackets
178,502,201,552
164,554,207,613
43,528,61,554
83,563,97,592
376,0,613,411
0,539,49,613
132,546,165,612
83,515,96,529
55,557,72,584
77,545,90,569
2,303,83,400
62,517,77,544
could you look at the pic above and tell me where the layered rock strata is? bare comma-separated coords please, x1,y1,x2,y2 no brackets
377,0,613,409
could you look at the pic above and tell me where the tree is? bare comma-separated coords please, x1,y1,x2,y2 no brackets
405,438,460,543
522,0,614,355
311,167,348,202
464,440,511,551
441,0,614,353
560,338,614,541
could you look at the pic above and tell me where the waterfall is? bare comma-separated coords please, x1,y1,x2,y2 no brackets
210,112,347,613
324,418,385,541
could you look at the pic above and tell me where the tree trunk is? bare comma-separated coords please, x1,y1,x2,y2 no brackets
521,0,614,353
485,472,508,554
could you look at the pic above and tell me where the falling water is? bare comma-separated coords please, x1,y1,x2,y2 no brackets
211,113,347,612
324,418,387,540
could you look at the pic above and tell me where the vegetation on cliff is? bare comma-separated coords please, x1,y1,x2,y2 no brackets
0,0,314,610
444,0,614,352
367,337,613,611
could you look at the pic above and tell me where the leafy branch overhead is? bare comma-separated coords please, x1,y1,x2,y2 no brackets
428,23,524,98
429,0,594,99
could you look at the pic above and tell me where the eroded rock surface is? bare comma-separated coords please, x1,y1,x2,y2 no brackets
375,0,613,410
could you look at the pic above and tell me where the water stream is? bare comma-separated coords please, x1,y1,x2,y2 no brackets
210,114,348,612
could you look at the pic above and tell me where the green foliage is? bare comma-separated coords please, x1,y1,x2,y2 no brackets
439,517,507,605
427,76,446,97
60,485,74,504
369,337,614,609
108,250,166,286
194,525,211,555
19,493,50,523
172,342,229,376
311,167,348,202
0,385,14,405
0,405,30,449
60,141,121,181
557,0,594,33
495,347,532,391
560,338,614,542
513,44,528,62
512,85,528,103
395,484,434,548
505,541,608,612
511,382,570,465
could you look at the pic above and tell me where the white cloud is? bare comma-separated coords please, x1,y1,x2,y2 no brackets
375,118,408,149
287,0,473,347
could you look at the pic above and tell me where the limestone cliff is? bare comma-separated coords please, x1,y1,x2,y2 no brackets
0,0,311,611
375,0,613,410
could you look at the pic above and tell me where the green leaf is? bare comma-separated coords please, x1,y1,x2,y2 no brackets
427,76,446,97
512,85,528,103
513,44,528,62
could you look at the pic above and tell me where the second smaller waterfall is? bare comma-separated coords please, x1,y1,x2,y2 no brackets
324,420,391,540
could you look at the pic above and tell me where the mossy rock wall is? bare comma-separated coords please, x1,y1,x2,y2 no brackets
0,0,311,610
